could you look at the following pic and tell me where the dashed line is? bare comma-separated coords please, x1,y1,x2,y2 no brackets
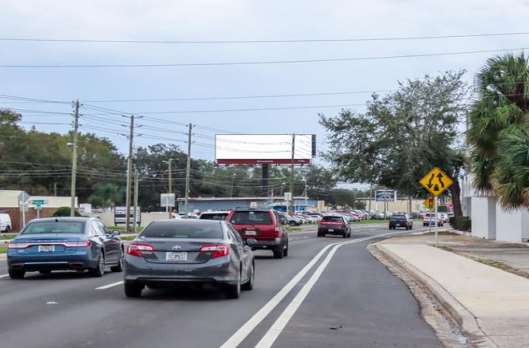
95,280,124,290
0,274,9,279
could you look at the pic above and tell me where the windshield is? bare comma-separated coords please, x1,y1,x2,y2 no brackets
322,216,343,222
22,221,85,235
141,221,223,239
200,213,228,221
230,211,272,225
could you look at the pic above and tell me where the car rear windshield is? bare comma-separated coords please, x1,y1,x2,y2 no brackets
141,221,223,239
200,213,228,221
230,211,272,225
321,216,343,222
391,215,406,220
22,221,85,234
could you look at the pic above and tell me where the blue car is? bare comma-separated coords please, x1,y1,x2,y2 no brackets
7,217,123,279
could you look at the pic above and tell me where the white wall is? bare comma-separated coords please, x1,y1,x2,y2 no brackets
495,204,529,242
95,211,169,228
471,197,496,239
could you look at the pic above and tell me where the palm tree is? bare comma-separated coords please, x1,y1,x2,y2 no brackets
469,53,529,208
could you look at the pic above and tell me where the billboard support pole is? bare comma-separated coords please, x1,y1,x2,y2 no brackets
289,134,296,215
262,164,270,197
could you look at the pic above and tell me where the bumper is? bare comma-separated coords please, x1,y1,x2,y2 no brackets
389,223,411,228
318,228,346,235
124,255,239,285
7,253,96,271
245,238,282,250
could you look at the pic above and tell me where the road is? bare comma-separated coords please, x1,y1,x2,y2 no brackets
0,223,441,348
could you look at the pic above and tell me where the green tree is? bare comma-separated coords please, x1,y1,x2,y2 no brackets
321,72,468,217
469,54,529,208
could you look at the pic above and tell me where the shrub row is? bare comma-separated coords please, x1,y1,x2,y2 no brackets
449,216,471,231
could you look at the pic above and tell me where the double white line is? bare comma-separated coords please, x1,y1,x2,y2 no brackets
220,231,402,348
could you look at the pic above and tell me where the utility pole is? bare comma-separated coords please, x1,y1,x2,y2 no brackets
70,100,80,217
133,167,139,234
125,115,134,233
184,123,193,214
164,159,173,218
289,134,296,215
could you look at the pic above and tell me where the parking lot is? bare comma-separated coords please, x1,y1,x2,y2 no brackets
0,223,442,348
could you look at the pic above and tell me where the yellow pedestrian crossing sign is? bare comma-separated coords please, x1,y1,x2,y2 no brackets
419,167,453,196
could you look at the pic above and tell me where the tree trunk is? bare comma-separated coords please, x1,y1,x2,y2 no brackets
449,179,463,218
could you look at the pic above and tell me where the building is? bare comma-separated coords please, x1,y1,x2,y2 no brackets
177,196,320,213
461,175,529,243
0,190,77,232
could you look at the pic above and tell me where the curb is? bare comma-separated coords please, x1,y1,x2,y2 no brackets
372,243,498,348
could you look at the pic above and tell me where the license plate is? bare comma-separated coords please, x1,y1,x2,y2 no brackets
396,224,401,226
38,245,55,252
245,230,257,236
328,229,334,232
166,252,188,262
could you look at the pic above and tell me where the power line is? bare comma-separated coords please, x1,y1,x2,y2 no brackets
1,31,528,45
1,47,527,69
136,103,365,114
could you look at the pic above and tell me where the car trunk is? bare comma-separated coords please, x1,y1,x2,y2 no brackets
139,238,224,264
230,211,277,241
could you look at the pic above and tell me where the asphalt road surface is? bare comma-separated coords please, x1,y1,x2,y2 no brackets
0,223,441,348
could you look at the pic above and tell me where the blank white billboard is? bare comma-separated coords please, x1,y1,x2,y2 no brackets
215,134,315,165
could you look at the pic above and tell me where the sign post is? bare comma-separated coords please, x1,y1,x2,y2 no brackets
160,193,176,218
30,199,48,219
419,167,454,245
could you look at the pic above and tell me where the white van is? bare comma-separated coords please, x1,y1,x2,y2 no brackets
0,213,12,232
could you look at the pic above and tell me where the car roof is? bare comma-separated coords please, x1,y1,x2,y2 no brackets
28,217,93,223
148,219,224,226
232,208,271,212
200,211,229,214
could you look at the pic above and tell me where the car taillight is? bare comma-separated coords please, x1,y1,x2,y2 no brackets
127,242,155,257
64,240,91,248
8,242,30,249
200,244,229,258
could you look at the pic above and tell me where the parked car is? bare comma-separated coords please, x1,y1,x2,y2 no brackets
0,213,12,232
278,212,302,226
423,213,444,227
123,219,254,299
318,215,351,238
199,211,230,221
438,213,449,223
228,209,288,259
388,214,413,230
7,217,123,279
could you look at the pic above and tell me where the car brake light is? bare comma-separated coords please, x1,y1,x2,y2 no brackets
8,242,31,249
127,242,155,257
200,244,229,258
64,240,91,248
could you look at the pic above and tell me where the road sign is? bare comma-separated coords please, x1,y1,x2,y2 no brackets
284,192,292,201
419,167,453,196
160,193,176,208
30,199,48,208
375,190,396,202
424,197,434,209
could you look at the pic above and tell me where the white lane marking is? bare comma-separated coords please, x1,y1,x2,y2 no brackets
221,231,405,348
219,242,339,348
95,280,124,290
46,301,58,305
0,274,9,279
254,231,404,348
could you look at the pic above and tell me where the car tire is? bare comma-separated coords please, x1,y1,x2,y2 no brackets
90,253,105,277
225,277,241,299
8,268,25,279
124,281,143,298
273,245,284,259
283,243,289,257
111,257,123,272
242,263,254,291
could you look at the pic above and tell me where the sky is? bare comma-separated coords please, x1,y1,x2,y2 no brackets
2,0,529,164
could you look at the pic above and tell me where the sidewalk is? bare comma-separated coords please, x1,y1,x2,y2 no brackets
375,234,529,348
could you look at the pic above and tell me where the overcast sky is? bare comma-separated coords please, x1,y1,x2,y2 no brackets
1,0,529,161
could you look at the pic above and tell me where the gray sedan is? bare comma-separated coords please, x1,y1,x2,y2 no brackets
123,220,255,299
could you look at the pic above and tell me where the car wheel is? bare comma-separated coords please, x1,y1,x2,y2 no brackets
242,263,254,291
225,276,241,299
124,281,143,298
90,253,105,277
8,268,25,279
273,245,284,259
111,257,123,272
5,226,10,232
283,243,289,257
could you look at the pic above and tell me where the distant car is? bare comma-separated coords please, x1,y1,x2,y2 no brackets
389,214,413,230
318,215,351,238
438,213,449,223
228,209,288,259
278,212,301,226
0,213,12,232
423,213,444,227
123,220,254,299
199,211,229,221
7,217,123,279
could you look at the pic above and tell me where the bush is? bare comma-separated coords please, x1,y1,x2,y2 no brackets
450,216,471,231
52,207,81,217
